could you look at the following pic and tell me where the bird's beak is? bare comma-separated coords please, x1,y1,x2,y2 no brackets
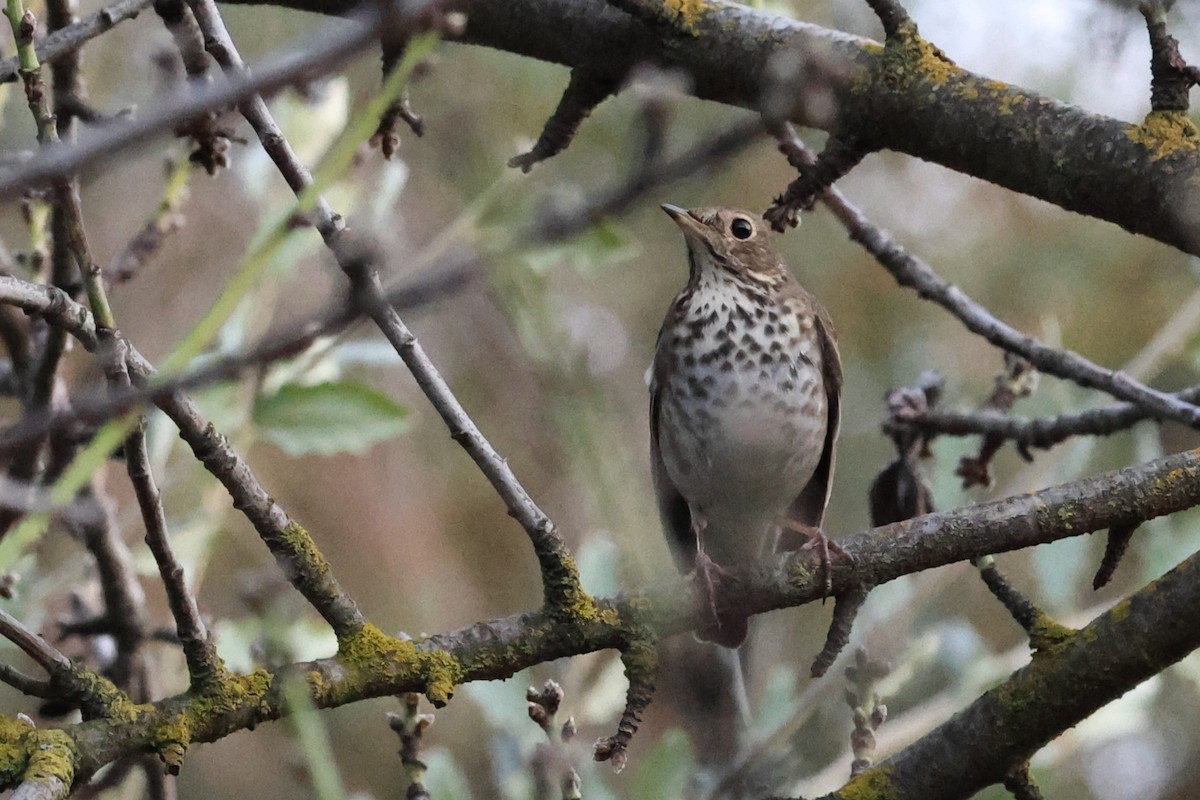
661,204,714,249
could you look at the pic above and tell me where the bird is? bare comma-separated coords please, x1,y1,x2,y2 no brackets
649,204,842,648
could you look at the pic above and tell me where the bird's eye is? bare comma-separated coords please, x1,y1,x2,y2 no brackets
730,217,755,240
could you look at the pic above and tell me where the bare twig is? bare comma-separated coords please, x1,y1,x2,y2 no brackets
132,362,368,639
98,330,220,687
845,648,888,777
509,67,622,172
0,607,70,673
811,584,871,678
901,385,1200,450
0,663,52,697
594,636,657,771
0,0,155,84
765,135,866,230
107,157,191,282
1093,522,1140,590
182,0,585,610
388,693,435,800
1141,2,1199,112
773,125,1200,429
533,116,763,243
0,3,388,202
976,555,1073,655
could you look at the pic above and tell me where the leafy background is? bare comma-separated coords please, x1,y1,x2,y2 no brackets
2,0,1200,798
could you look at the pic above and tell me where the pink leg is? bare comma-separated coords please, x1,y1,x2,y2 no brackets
690,515,748,647
780,520,853,598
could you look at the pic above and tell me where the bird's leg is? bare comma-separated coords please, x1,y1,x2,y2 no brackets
689,514,750,646
779,519,853,598
691,512,725,624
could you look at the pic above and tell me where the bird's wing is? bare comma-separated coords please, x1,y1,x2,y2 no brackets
650,326,696,573
782,301,842,538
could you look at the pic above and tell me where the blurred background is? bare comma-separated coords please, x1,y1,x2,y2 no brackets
2,0,1200,798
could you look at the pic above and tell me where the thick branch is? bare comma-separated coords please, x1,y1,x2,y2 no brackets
18,443,1200,787
821,538,1200,799
206,0,1200,255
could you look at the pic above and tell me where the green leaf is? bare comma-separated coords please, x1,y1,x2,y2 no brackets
253,381,409,456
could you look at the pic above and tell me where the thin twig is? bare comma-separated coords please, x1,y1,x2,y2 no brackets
0,0,154,84
71,487,148,687
509,67,621,172
0,265,470,452
0,279,368,639
773,125,1200,429
0,3,388,202
904,386,1200,450
128,355,368,639
185,0,585,609
0,663,52,696
99,329,221,687
0,607,70,672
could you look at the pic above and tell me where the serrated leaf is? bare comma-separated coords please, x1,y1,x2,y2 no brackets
253,381,409,456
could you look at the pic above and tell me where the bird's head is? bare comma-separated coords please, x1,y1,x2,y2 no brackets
662,204,790,288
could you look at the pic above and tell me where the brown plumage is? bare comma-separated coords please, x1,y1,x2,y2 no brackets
650,205,842,647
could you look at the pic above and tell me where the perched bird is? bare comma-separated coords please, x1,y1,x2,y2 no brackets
650,204,842,647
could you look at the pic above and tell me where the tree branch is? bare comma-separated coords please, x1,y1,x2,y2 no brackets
774,127,1200,428
816,534,1200,799
198,0,1200,255
0,442,1192,788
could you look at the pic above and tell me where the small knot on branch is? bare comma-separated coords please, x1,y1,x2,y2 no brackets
864,0,912,39
509,68,621,173
765,135,866,231
1141,1,1199,112
812,584,872,678
1093,522,1140,589
594,636,658,771
389,693,435,800
844,647,889,777
1003,762,1046,800
158,740,187,776
528,680,581,799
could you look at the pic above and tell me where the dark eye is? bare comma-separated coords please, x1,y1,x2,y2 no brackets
730,217,754,240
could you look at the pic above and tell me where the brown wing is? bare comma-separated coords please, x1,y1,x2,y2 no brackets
781,300,842,542
649,321,697,574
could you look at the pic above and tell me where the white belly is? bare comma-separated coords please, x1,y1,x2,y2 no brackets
656,285,827,564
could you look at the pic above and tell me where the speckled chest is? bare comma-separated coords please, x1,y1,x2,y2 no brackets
654,271,828,509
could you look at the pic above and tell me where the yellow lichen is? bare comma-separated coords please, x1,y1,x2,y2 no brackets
1029,612,1075,656
855,18,962,98
1127,111,1200,159
1107,598,1132,623
151,669,273,771
837,763,894,800
337,624,463,707
20,729,74,789
664,0,709,32
278,522,334,574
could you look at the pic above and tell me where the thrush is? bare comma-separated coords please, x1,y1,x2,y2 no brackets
650,204,842,648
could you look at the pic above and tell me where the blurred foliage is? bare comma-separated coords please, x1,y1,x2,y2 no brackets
0,0,1199,799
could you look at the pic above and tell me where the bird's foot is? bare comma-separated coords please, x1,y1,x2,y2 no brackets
780,520,854,598
692,549,748,647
